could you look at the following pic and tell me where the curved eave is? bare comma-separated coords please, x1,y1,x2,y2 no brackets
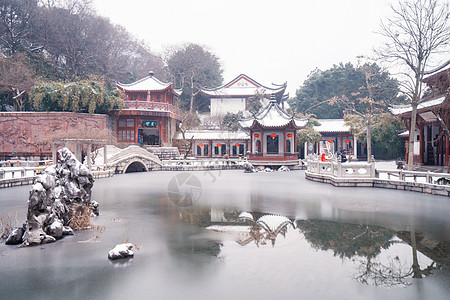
117,84,180,97
200,88,286,98
389,95,447,116
240,119,307,130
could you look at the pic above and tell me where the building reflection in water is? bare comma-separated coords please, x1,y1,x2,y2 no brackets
236,212,295,247
171,203,449,287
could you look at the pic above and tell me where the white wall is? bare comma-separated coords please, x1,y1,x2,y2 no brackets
211,98,246,116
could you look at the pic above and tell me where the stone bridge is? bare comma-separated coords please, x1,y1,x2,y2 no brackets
102,145,162,174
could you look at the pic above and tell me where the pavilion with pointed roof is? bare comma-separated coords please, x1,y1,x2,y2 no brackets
239,99,308,163
200,74,288,116
110,71,182,146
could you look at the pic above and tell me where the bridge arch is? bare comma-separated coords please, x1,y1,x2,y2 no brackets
124,160,148,173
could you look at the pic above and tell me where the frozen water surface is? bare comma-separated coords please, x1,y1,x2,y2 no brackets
0,170,449,300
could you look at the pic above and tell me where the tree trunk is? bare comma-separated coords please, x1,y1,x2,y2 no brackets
410,231,422,278
366,118,372,163
407,104,418,171
189,75,194,112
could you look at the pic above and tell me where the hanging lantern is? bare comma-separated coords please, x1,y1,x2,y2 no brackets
234,143,239,147
327,139,333,143
254,133,260,138
345,139,351,143
198,143,203,147
270,133,277,139
217,143,222,147
362,143,367,147
287,133,293,138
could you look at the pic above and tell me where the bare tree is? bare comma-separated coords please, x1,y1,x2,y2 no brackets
330,63,393,162
0,53,35,110
0,0,38,55
376,0,450,170
177,111,200,159
165,43,223,112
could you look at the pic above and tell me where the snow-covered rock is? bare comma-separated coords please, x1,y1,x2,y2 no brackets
108,243,134,260
278,165,290,172
239,212,254,222
264,167,273,172
17,147,98,247
47,220,63,239
5,227,24,245
243,162,256,173
255,166,265,172
62,226,74,236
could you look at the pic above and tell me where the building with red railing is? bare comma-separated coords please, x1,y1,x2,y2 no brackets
112,72,182,146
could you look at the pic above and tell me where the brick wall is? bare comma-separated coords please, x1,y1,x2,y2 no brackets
0,112,108,158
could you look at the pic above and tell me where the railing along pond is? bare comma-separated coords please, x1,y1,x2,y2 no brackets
375,169,450,184
306,154,450,196
161,158,244,171
306,154,376,178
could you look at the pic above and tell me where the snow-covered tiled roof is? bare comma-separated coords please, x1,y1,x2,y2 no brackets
117,74,180,95
239,100,308,129
175,130,249,140
200,74,286,98
398,130,409,138
389,95,446,115
314,119,350,133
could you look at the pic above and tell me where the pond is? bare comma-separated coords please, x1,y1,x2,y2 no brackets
0,170,449,300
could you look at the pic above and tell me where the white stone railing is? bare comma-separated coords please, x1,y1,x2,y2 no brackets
106,145,162,166
0,160,52,168
161,158,243,170
0,166,46,180
306,155,376,178
376,169,450,184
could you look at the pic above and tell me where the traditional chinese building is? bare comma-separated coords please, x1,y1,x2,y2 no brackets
309,119,358,159
199,74,288,117
390,67,450,165
111,72,182,146
239,99,308,164
175,130,249,158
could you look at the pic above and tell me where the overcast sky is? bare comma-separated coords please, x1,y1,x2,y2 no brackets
93,0,397,95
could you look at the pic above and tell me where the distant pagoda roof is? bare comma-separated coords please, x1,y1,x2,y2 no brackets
239,100,308,129
200,74,287,101
117,72,181,96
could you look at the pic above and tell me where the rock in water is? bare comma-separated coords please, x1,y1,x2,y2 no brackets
20,147,98,247
5,227,25,245
243,162,256,173
278,165,290,172
108,243,134,260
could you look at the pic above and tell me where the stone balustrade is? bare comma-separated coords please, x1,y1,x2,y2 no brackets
161,158,243,171
306,155,376,178
305,155,450,196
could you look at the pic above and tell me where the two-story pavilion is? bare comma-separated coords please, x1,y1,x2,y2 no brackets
111,72,182,146
239,99,308,164
199,74,288,117
390,67,450,166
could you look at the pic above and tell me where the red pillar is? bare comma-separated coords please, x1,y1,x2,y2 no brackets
134,118,138,144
